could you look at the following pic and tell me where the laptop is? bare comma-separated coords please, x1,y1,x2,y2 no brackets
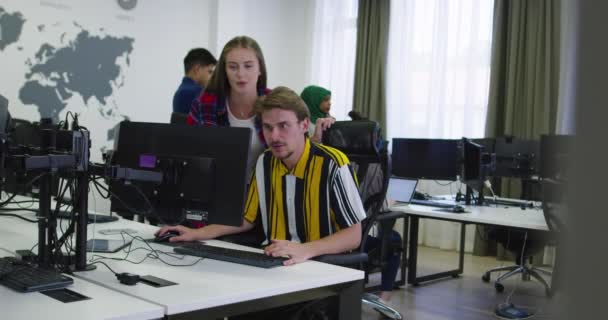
387,177,418,204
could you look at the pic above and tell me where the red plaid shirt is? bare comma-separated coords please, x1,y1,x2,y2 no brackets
187,88,271,147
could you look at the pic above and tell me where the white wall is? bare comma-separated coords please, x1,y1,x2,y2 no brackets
213,0,315,93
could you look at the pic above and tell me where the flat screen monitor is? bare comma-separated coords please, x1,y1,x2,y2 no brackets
2,118,65,198
0,95,10,135
460,139,484,184
493,136,539,178
109,121,251,227
539,134,573,180
391,138,459,180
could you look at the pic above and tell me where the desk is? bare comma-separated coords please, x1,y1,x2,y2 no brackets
0,212,364,320
0,248,164,320
391,202,549,285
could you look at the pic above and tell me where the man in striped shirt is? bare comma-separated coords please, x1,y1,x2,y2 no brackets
157,86,366,266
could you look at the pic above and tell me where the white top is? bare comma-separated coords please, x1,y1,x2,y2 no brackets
227,101,265,174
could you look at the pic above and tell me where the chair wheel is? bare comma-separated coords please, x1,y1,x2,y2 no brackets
482,273,490,282
495,282,505,293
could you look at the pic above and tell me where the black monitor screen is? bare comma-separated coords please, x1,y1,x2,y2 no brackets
109,122,251,227
3,118,65,198
493,136,539,178
0,95,10,135
391,138,459,180
461,139,483,183
539,134,573,180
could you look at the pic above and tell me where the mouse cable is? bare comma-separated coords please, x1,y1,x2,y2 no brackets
89,232,204,267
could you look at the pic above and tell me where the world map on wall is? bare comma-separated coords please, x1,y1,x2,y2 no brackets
0,5,134,124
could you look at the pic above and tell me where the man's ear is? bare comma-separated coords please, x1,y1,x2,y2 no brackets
301,118,310,133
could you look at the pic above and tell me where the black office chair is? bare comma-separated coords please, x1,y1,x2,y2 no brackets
481,177,553,297
540,178,567,293
170,111,188,125
481,227,553,296
316,120,404,320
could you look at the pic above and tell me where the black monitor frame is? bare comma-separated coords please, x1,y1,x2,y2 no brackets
459,138,488,205
493,136,539,178
0,95,10,136
391,138,460,181
109,122,251,227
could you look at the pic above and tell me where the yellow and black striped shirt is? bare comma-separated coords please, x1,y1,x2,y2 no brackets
244,138,366,244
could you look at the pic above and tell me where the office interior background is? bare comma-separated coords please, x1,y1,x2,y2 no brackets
0,0,606,318
0,0,574,254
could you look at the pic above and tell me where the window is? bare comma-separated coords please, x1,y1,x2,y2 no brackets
309,0,358,121
386,0,495,140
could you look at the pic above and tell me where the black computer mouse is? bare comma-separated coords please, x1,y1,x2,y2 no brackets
154,230,180,243
452,205,466,213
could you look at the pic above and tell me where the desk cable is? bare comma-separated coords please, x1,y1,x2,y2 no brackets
88,232,204,268
494,231,541,319
86,259,141,285
484,179,499,206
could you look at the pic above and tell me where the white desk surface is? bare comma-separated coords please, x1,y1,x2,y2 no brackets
0,249,164,320
391,202,549,231
0,212,364,316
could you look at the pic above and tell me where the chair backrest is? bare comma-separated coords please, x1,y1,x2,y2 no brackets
542,178,567,234
322,120,391,248
170,111,188,125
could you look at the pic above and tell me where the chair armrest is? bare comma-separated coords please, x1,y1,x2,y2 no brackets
313,252,368,266
376,210,409,221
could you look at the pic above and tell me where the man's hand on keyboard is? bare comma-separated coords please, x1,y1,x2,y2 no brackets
264,239,313,266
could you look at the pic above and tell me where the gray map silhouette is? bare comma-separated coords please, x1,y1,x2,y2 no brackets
1,6,134,124
0,6,25,50
20,30,134,122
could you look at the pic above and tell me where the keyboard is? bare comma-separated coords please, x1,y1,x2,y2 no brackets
55,210,119,224
0,257,73,292
173,243,288,268
410,199,457,209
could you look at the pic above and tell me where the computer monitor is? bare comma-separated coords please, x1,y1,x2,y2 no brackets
460,139,484,184
0,95,10,136
539,134,573,181
2,118,65,198
391,138,459,180
493,136,539,178
109,121,251,227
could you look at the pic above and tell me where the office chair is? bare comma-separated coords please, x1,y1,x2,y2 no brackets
170,111,188,125
481,227,553,297
540,178,567,293
316,120,404,320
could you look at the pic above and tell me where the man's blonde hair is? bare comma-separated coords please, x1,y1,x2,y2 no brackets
255,86,310,121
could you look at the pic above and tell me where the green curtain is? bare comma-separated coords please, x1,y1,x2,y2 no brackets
352,0,390,136
485,0,561,139
474,0,561,258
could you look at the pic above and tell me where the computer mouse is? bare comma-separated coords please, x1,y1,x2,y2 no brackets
452,205,465,213
154,230,180,243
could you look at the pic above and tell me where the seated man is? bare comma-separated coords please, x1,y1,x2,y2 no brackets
157,86,366,265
